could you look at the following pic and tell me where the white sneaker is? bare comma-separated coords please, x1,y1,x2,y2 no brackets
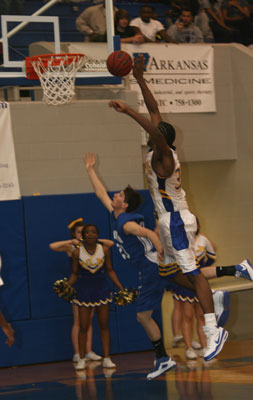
186,347,197,360
213,290,230,327
235,259,253,281
72,353,80,363
192,340,201,350
172,335,183,347
147,356,176,380
75,358,86,370
102,357,116,368
85,351,102,361
203,326,228,361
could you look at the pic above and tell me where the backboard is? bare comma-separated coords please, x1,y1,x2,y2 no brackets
0,0,121,87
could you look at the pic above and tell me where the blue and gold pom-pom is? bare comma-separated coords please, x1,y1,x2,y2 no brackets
54,278,76,303
113,288,138,306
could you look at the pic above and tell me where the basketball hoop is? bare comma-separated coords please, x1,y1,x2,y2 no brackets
25,53,86,106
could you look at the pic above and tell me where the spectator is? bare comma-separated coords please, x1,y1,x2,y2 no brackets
76,0,118,42
115,9,145,44
222,0,253,46
0,0,24,15
130,5,174,43
167,8,204,42
199,0,235,42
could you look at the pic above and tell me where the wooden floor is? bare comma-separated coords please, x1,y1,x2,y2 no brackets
1,340,253,400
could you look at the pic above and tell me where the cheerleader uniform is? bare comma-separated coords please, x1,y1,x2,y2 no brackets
72,243,112,307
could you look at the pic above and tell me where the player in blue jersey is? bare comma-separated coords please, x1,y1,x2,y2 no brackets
84,152,177,380
108,54,251,363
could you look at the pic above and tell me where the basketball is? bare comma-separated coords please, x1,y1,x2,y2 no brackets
106,50,133,77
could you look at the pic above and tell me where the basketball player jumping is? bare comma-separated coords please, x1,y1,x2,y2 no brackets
108,55,252,363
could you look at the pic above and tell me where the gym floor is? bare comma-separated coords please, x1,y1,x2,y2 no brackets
1,339,253,400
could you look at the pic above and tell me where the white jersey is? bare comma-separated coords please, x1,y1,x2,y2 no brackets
145,150,188,217
79,243,105,274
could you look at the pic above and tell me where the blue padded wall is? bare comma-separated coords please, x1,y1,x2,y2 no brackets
0,190,162,367
0,200,29,321
22,193,112,319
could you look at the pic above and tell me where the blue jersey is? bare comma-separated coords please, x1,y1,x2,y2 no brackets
111,211,158,268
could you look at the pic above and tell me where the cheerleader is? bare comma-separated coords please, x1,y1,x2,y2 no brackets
69,223,124,370
50,218,114,363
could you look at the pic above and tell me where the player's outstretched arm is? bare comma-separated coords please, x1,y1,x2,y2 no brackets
133,54,162,125
123,221,164,263
83,153,113,213
109,100,174,176
0,311,14,347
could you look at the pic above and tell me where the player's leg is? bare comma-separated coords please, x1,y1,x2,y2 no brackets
72,304,80,362
85,308,102,361
158,211,228,361
76,306,93,370
96,303,115,368
203,259,253,281
137,309,176,380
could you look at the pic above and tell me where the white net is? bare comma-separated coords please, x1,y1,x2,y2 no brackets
31,54,85,106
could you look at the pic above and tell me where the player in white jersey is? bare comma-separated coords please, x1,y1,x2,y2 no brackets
109,54,229,362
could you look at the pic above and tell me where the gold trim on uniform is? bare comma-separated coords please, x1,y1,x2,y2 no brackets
172,292,199,303
72,297,112,307
158,262,180,276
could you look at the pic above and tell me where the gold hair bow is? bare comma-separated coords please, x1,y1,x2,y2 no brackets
67,218,84,229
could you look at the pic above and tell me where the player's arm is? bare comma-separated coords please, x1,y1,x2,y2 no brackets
83,152,113,213
0,311,14,347
68,248,79,286
103,245,124,291
123,221,164,262
98,239,114,248
109,100,174,176
133,54,162,125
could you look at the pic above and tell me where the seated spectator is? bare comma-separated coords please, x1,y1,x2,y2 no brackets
130,5,174,43
222,0,253,45
167,8,204,42
115,9,145,44
194,9,214,42
0,0,24,15
199,0,235,42
76,0,118,42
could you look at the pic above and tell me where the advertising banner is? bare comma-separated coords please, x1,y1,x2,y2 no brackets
0,102,21,200
123,43,216,113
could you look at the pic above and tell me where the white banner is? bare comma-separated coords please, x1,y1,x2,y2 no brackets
123,43,216,114
0,102,21,200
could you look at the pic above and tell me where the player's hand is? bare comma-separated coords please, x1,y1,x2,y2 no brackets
133,54,145,80
2,323,14,347
109,100,128,113
72,239,80,246
83,152,96,170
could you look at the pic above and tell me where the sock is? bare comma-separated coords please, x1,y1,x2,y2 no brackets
204,313,217,329
152,338,167,359
216,266,236,277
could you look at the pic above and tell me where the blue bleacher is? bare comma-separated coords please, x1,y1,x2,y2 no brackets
0,1,170,62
